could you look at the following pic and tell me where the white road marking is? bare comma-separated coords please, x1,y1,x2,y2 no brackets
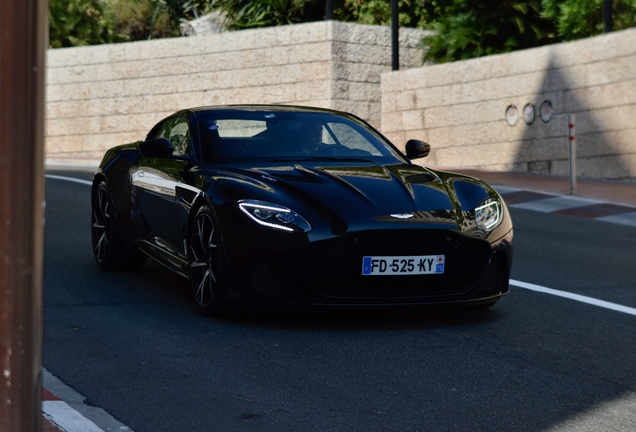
45,174,92,186
510,279,636,317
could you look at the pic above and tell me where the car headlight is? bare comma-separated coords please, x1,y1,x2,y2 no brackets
474,199,502,231
238,200,311,233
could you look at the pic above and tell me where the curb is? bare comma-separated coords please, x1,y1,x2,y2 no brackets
42,368,133,432
43,388,103,432
497,186,636,227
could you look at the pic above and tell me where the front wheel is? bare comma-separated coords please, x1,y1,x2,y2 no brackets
188,206,227,316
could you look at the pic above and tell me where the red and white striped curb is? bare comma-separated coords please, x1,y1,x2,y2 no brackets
43,388,103,432
496,186,636,227
42,368,132,432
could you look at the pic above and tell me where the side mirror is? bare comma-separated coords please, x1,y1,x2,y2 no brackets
139,138,174,158
405,139,430,160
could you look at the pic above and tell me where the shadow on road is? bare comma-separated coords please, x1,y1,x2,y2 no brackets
220,303,506,332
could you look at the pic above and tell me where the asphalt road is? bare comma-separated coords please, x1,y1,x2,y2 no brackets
43,168,636,432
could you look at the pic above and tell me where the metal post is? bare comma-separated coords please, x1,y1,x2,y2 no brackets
603,0,613,33
391,0,399,71
0,0,47,430
325,0,333,20
568,115,577,195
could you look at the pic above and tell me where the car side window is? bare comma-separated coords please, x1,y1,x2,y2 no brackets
148,116,192,156
167,118,191,156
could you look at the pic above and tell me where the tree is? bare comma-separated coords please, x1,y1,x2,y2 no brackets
423,0,557,63
541,0,636,40
49,0,126,47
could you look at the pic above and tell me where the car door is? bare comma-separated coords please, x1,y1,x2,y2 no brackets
131,115,193,259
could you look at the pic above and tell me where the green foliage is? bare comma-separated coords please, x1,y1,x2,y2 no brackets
209,0,452,30
50,0,220,45
206,0,451,30
343,0,415,27
541,0,636,40
423,0,557,63
612,0,636,29
49,0,126,47
208,0,324,29
109,0,220,41
148,0,214,32
50,0,636,55
341,0,452,28
109,0,178,40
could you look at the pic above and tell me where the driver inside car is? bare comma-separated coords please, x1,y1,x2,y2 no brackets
299,121,327,154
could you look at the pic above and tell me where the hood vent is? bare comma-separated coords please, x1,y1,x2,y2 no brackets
406,173,436,184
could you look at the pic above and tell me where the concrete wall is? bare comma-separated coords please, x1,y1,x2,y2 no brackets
46,21,429,159
381,28,636,182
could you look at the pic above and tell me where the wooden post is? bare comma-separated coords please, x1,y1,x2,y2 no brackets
0,0,47,430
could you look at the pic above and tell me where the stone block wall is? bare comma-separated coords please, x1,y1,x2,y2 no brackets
46,21,429,159
381,28,636,181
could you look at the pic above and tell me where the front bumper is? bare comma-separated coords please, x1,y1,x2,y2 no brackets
221,228,513,307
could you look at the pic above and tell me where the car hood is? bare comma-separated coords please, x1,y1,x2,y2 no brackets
205,161,498,235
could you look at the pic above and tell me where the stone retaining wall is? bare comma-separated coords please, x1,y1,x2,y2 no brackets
381,28,636,181
46,21,429,158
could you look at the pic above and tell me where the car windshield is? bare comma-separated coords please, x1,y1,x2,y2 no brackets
195,110,407,164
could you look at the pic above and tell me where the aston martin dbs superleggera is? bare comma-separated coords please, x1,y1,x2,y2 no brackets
91,105,513,315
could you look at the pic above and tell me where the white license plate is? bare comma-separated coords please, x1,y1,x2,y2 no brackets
361,255,445,276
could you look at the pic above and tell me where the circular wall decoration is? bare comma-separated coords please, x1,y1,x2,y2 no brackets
523,103,535,125
540,100,553,123
505,105,518,126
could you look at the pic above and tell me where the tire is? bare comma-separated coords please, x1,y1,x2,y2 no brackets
92,180,146,270
188,206,227,316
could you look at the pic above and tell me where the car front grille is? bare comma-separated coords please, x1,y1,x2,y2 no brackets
300,230,491,297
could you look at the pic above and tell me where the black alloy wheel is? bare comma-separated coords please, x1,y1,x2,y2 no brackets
188,206,226,316
92,180,146,270
92,183,112,266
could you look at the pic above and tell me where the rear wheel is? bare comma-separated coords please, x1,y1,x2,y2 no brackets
92,180,146,270
188,206,227,316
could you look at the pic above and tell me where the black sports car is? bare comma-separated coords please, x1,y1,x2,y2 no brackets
92,105,513,315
